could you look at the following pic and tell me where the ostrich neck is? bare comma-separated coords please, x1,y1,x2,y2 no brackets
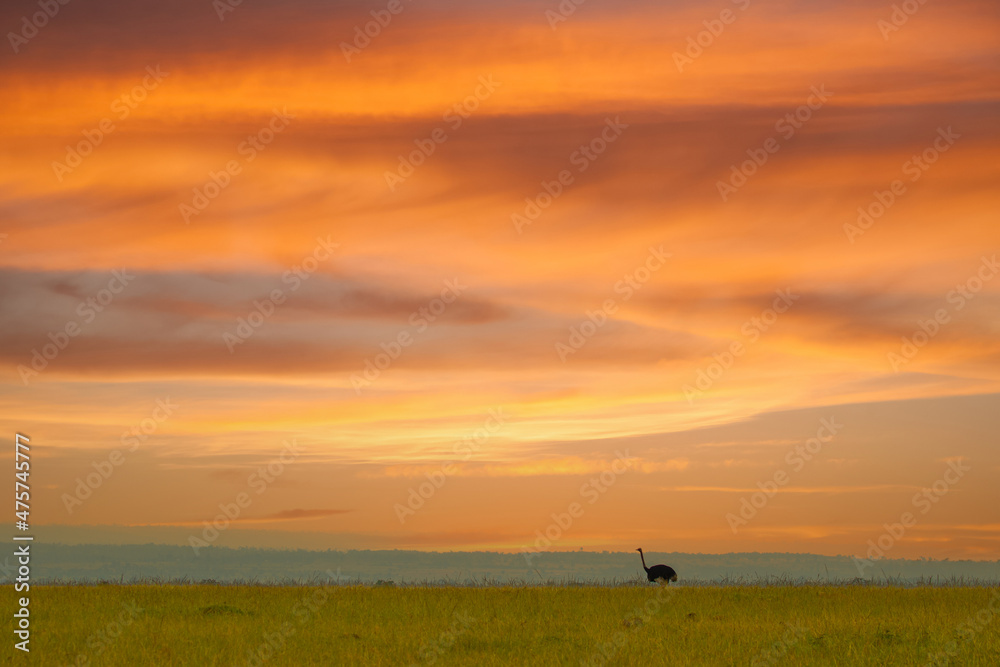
639,550,649,572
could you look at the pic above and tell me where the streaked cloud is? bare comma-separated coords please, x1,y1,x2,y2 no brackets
2,0,997,560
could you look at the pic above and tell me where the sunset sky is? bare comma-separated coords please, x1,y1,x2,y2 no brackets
1,0,998,560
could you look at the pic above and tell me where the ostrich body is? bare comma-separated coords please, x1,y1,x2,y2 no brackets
637,548,677,583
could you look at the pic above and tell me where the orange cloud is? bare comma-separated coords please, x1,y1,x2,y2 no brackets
2,0,998,560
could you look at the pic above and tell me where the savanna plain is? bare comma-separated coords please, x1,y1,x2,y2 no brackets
7,584,999,666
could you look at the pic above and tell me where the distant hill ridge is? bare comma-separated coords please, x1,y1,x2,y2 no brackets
10,544,999,585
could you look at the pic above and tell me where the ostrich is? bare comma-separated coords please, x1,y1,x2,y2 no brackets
637,548,677,583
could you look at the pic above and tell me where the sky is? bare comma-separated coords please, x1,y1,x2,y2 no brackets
1,0,998,561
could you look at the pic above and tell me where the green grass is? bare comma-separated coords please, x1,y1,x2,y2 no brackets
5,585,999,666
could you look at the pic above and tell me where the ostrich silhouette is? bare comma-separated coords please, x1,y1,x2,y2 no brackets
637,548,677,583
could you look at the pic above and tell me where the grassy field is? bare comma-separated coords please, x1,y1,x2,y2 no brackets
5,584,999,666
